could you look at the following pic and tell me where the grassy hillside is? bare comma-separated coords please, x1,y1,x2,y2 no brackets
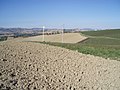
40,41,120,61
80,38,120,45
81,29,120,39
78,29,120,60
80,29,120,46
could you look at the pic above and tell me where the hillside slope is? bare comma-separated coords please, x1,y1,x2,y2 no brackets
81,29,120,39
0,41,120,90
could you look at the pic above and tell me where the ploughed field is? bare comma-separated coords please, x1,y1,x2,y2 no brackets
0,40,120,90
24,33,87,43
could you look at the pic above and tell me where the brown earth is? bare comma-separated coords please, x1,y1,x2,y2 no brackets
0,40,120,90
23,33,88,43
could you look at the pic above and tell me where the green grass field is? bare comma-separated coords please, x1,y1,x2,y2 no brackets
81,29,120,39
33,29,120,61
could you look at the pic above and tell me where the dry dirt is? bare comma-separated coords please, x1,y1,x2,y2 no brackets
24,33,87,43
0,40,120,90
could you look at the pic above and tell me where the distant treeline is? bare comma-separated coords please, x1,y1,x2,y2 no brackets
0,33,42,42
14,33,41,38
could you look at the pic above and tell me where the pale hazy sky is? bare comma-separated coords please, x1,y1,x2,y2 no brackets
0,0,120,29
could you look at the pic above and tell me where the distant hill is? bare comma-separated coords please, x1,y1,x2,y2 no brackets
80,28,95,31
0,28,43,33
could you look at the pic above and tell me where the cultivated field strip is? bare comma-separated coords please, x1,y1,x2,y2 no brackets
24,33,87,43
0,41,120,90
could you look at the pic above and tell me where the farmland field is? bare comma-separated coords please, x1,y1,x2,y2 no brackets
1,40,120,89
24,33,87,43
38,29,120,60
81,29,120,39
0,30,120,89
0,29,120,90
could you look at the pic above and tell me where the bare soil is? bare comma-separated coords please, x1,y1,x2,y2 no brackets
24,33,88,43
0,40,120,90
